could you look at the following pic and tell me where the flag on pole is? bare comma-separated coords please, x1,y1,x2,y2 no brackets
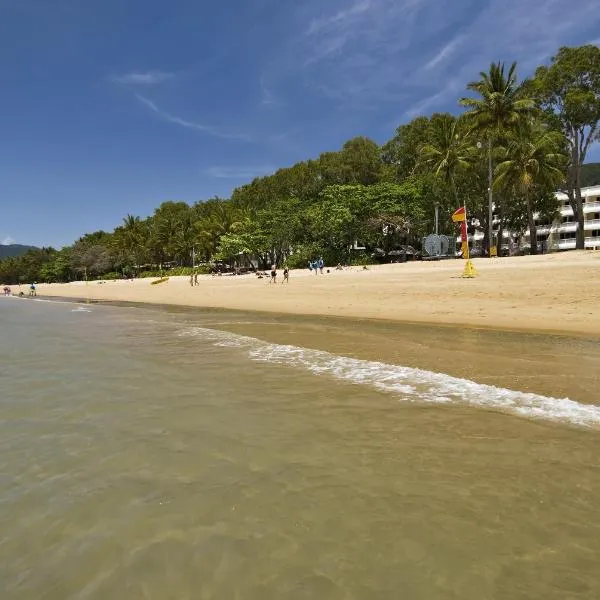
452,206,466,222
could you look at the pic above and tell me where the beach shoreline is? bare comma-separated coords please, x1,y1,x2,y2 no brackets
29,251,600,338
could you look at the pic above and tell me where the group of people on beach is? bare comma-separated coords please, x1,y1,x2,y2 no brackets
308,258,324,274
2,283,36,297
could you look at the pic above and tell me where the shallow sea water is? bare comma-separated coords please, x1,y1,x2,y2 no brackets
1,297,599,599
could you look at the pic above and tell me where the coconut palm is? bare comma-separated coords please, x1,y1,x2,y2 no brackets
417,114,475,207
494,124,566,254
459,62,536,137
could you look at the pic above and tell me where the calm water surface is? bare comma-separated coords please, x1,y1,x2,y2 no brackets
1,297,599,599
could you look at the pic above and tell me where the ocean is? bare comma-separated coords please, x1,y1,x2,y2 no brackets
1,296,600,599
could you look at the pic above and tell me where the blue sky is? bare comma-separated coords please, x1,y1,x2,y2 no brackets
1,0,600,248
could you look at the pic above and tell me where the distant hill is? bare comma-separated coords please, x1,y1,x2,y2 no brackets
0,244,38,259
582,163,600,188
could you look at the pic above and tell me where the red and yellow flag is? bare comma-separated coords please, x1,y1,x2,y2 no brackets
451,206,466,223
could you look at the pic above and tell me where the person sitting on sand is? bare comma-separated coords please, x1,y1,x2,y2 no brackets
282,267,289,284
336,263,343,271
270,265,277,284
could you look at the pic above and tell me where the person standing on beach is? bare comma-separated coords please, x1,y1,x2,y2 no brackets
282,267,289,284
189,273,194,287
270,265,277,284
318,257,324,274
194,272,199,286
29,282,36,297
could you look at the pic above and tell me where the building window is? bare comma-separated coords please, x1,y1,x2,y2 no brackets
590,230,600,238
560,232,576,240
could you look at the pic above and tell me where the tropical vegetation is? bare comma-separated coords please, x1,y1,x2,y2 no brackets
1,44,599,285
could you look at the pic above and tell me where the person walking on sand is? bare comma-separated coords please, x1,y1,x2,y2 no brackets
318,257,324,274
312,260,318,274
194,272,199,286
270,264,277,284
282,267,289,284
189,273,194,287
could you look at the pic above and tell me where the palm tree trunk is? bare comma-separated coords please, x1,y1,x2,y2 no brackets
526,195,538,255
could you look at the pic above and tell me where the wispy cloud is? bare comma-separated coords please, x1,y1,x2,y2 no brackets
1,235,16,246
204,166,275,179
306,0,372,36
111,71,174,85
260,76,279,107
425,35,465,71
402,79,461,119
135,95,250,141
286,0,600,123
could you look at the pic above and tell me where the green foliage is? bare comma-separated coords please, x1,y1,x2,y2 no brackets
581,162,600,186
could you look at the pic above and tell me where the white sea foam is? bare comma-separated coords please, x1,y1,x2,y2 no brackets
71,306,92,312
179,327,600,428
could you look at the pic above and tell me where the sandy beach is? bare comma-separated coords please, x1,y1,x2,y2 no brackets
34,251,600,337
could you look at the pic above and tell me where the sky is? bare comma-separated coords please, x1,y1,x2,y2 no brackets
1,0,600,248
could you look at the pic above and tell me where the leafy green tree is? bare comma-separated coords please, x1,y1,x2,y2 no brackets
382,116,432,180
532,44,600,249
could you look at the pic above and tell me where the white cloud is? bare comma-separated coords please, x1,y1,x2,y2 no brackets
204,166,275,179
135,95,251,141
1,236,16,246
111,71,174,85
425,35,465,71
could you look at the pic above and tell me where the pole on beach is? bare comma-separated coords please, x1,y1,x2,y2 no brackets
487,137,495,257
452,204,477,278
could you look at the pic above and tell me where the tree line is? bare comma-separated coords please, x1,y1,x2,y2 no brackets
1,44,599,285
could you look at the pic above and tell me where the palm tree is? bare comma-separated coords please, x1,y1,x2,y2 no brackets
417,114,474,208
459,62,536,137
494,124,566,254
459,62,537,253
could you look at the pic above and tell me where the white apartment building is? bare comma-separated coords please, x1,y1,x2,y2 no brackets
534,185,600,251
468,184,600,253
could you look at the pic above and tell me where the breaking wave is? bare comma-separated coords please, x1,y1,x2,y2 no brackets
179,327,600,428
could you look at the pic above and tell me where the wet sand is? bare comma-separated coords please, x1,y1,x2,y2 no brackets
35,251,600,337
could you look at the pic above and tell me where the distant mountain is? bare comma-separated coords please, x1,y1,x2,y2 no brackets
0,244,38,259
581,163,600,188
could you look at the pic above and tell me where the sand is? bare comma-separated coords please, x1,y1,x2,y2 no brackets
33,251,600,337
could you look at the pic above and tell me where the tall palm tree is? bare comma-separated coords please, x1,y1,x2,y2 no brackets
459,62,537,253
459,62,536,137
417,114,474,208
494,124,566,254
